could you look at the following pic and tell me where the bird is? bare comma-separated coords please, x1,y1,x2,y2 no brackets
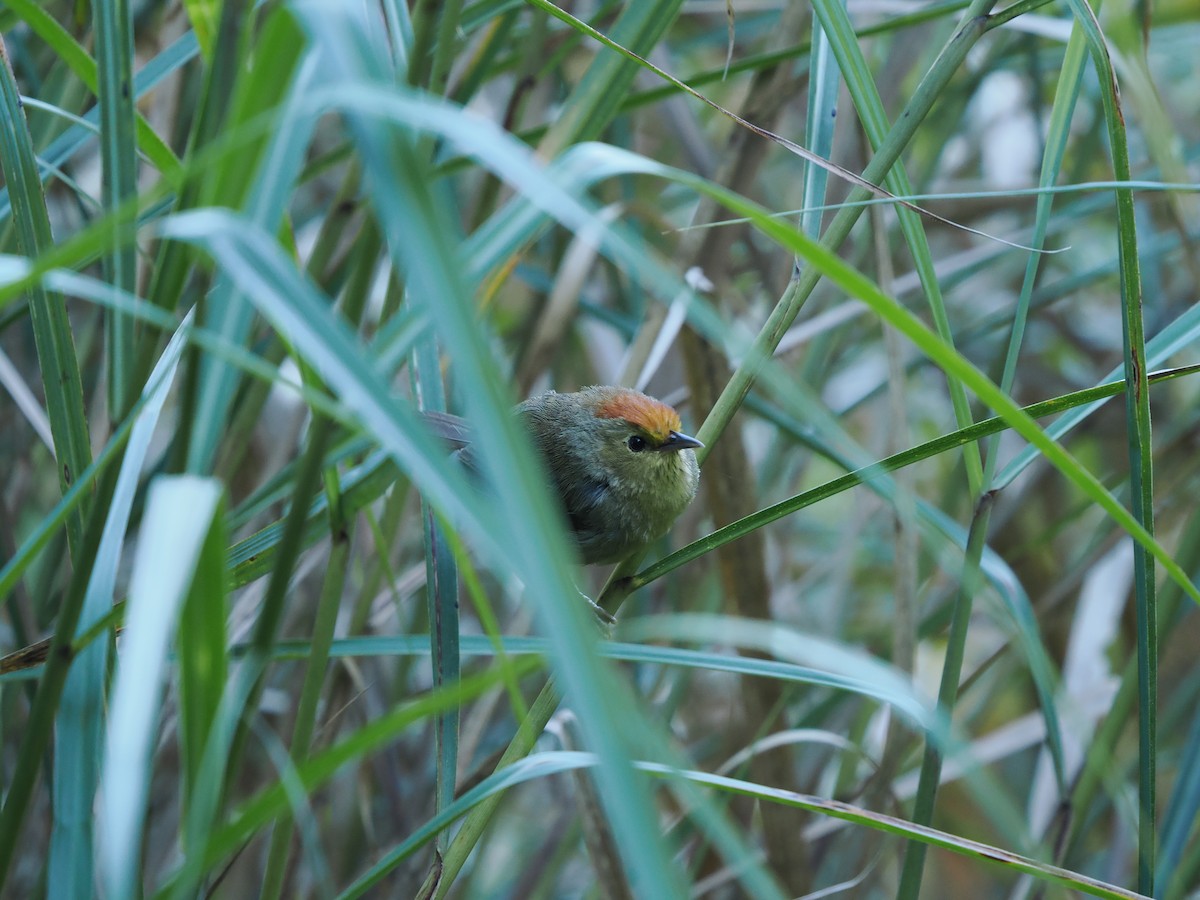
424,386,702,566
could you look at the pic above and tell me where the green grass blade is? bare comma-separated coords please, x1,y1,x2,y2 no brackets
181,0,220,57
0,35,92,552
635,760,1142,900
639,380,1102,576
353,750,1145,900
1062,0,1156,888
92,0,138,415
414,335,461,854
176,505,230,823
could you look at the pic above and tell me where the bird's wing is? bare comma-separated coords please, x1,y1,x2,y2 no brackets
563,476,610,535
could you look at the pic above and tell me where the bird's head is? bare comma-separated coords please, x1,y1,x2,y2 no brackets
576,387,702,494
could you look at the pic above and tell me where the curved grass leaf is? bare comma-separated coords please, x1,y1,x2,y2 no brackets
348,750,1145,900
49,311,191,898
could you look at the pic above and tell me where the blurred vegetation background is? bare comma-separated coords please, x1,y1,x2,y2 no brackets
1,0,1199,897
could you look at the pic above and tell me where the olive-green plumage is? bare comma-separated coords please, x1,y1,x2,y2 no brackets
517,386,701,564
428,386,701,565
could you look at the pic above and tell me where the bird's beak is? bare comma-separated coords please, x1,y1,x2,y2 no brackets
659,430,703,452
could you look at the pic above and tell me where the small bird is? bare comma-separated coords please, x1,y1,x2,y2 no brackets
426,386,702,566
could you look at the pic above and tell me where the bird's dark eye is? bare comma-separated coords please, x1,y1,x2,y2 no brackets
627,435,647,453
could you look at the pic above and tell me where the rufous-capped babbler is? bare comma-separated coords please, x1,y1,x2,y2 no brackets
425,386,701,565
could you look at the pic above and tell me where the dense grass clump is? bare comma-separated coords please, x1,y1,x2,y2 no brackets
1,1,1198,897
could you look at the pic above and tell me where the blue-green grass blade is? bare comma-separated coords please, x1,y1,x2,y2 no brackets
799,1,840,242
1156,700,1200,895
48,311,191,899
99,477,225,900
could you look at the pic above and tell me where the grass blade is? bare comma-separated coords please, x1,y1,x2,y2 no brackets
49,313,191,898
99,477,225,900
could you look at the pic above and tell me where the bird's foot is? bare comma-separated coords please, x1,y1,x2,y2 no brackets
581,591,616,636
